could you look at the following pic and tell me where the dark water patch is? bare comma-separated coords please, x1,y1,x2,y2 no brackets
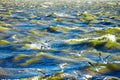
103,71,120,78
45,51,69,57
70,42,90,50
50,21,73,27
68,30,84,34
0,53,14,59
50,42,70,50
16,24,47,31
74,22,90,27
11,49,39,55
46,27,62,34
0,45,14,50
99,49,120,53
91,71,120,80
0,57,17,68
21,58,61,68
11,11,30,18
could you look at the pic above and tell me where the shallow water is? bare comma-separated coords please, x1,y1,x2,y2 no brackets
0,0,120,80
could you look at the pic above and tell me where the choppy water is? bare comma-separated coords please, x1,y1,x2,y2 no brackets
0,0,120,80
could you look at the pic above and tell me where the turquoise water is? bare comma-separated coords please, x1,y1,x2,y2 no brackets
0,0,120,80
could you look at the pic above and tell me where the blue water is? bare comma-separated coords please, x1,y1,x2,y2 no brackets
0,0,120,79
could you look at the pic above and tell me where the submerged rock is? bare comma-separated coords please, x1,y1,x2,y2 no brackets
0,68,9,76
104,41,120,49
0,40,9,45
20,59,40,66
89,40,120,50
79,11,97,22
48,26,69,33
13,54,31,62
0,26,10,32
89,34,120,50
92,27,120,37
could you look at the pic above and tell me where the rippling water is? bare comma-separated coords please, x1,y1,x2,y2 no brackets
0,0,120,80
